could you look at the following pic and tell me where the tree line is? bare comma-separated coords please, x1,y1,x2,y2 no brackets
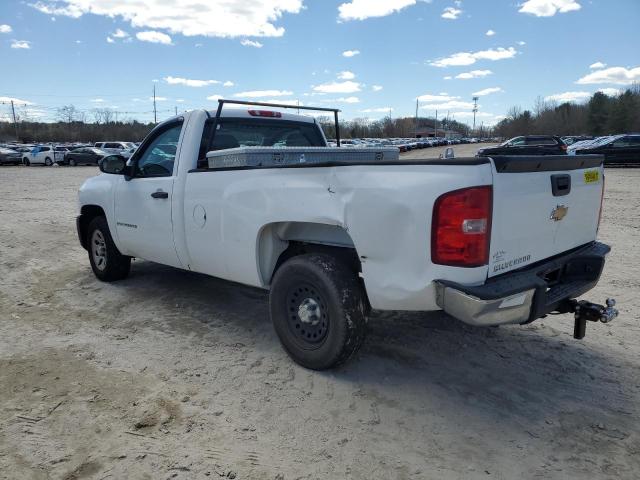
493,85,640,139
3,86,638,144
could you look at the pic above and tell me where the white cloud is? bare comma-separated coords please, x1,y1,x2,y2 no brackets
338,0,416,21
443,76,452,80
421,100,475,110
241,39,263,48
149,96,168,101
338,70,355,80
417,93,457,102
313,80,361,94
335,96,360,103
441,7,462,19
429,47,517,67
29,0,303,38
206,94,223,101
0,24,12,33
519,0,581,17
106,36,115,43
75,39,82,43
0,96,34,105
342,49,360,57
473,87,502,96
136,30,172,44
544,91,590,103
91,98,105,103
598,88,621,97
223,81,234,87
233,90,293,98
361,107,393,113
517,40,526,45
372,85,383,91
485,29,495,36
589,61,606,70
164,76,220,87
11,40,31,49
576,66,640,85
455,69,492,79
112,28,129,38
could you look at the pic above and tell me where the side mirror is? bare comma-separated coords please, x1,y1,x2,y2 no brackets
99,155,127,174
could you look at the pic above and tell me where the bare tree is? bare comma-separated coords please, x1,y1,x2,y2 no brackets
56,104,78,123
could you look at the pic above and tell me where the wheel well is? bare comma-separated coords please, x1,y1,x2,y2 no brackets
257,222,360,285
78,205,106,250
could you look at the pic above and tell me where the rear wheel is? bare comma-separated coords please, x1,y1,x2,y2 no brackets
23,158,30,166
269,253,368,370
44,157,53,166
87,216,131,281
69,158,77,166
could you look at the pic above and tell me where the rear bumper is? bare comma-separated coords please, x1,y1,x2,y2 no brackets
435,242,610,326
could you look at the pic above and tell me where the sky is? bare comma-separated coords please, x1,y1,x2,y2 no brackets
0,0,639,126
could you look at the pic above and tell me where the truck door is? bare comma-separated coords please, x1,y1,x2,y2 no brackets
113,120,184,267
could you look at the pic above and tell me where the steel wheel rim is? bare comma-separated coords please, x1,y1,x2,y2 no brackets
91,230,107,271
286,283,329,348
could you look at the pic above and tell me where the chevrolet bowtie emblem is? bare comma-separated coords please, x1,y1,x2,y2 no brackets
550,204,569,221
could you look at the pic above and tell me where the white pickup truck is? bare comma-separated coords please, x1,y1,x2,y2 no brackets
76,101,617,369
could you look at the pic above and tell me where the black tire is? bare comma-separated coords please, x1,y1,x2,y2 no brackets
23,158,30,166
269,253,367,370
69,158,77,166
86,216,131,281
44,157,53,166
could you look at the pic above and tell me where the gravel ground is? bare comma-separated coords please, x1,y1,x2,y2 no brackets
0,162,638,480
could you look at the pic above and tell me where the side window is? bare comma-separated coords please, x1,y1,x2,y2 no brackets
133,121,183,178
612,138,628,148
509,137,525,146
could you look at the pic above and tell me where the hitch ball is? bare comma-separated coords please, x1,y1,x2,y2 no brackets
601,298,618,324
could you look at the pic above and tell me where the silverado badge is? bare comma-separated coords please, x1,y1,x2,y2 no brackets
550,204,569,222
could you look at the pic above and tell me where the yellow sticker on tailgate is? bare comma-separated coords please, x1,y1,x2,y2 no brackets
584,170,600,184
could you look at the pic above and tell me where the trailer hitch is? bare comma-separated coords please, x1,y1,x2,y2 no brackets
561,298,618,339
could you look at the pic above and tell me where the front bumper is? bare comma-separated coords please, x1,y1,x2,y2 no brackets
435,242,610,326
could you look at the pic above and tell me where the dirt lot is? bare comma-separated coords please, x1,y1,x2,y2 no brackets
1,161,639,480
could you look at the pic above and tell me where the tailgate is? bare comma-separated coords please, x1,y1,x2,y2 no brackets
488,155,604,278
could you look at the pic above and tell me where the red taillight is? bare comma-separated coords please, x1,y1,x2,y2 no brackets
248,109,282,118
431,186,492,267
597,174,605,232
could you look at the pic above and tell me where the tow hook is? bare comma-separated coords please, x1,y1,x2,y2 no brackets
569,298,618,339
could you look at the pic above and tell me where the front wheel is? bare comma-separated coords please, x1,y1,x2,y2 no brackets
69,158,77,166
269,253,368,370
23,158,30,166
87,216,131,281
44,157,53,166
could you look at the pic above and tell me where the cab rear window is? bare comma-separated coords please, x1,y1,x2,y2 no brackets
198,118,325,166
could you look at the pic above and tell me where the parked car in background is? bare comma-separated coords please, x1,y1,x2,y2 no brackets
95,141,138,155
54,145,73,164
477,135,567,157
0,147,22,165
23,145,57,166
575,134,640,166
65,147,109,166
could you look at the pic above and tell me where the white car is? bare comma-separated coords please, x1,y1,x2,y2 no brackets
94,141,137,155
76,105,616,369
23,145,56,166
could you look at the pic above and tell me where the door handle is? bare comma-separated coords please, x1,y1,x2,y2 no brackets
151,190,169,199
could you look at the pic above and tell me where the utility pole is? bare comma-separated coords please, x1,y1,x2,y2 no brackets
10,100,18,141
472,96,479,132
153,84,157,124
434,109,438,138
175,106,178,116
414,98,419,137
